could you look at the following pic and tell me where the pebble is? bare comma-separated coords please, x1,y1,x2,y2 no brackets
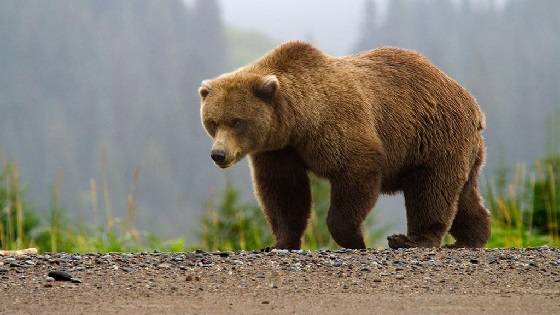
70,277,82,284
331,260,343,267
48,270,73,282
272,249,289,256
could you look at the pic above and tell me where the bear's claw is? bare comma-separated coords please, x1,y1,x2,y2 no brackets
387,234,416,249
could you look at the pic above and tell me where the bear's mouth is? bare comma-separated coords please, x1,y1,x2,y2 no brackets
214,158,235,169
215,161,231,169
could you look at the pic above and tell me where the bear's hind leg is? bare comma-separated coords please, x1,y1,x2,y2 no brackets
388,167,465,249
449,151,491,248
250,148,311,250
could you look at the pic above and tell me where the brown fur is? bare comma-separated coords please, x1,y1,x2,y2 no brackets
199,41,491,249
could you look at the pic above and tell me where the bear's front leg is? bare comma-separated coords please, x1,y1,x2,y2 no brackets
327,173,381,249
250,147,311,250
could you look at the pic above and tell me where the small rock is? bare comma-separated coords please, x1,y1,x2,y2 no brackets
44,283,53,288
157,263,171,269
70,277,82,284
25,260,36,266
199,259,213,267
272,249,289,256
373,278,382,282
470,259,479,264
336,248,352,254
395,274,405,280
186,275,193,281
331,260,343,267
46,277,55,282
261,301,270,304
48,270,73,281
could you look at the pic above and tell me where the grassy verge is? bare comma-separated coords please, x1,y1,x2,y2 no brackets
486,156,559,247
2,155,560,253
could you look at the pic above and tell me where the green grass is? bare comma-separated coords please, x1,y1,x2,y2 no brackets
485,156,560,247
2,154,560,253
0,158,185,253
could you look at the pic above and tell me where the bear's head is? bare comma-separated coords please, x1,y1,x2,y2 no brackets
199,73,285,168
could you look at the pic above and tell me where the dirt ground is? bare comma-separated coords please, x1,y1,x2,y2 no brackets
1,248,559,314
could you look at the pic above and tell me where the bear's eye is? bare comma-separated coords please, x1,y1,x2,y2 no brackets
231,119,245,131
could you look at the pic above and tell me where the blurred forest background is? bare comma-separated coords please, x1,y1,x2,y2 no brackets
0,0,558,251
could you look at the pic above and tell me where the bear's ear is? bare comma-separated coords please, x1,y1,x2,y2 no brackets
199,80,211,98
254,75,279,101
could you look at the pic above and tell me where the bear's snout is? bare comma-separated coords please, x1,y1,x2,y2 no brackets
211,149,226,164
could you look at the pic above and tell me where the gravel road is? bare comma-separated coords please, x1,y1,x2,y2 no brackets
1,248,559,314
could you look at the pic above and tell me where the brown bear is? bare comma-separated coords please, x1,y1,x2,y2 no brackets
199,41,491,249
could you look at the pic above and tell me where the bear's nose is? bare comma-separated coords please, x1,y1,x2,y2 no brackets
211,149,226,163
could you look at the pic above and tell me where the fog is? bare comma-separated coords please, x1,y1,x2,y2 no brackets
0,0,558,241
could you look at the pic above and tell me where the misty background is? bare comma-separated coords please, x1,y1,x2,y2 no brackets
0,0,558,241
